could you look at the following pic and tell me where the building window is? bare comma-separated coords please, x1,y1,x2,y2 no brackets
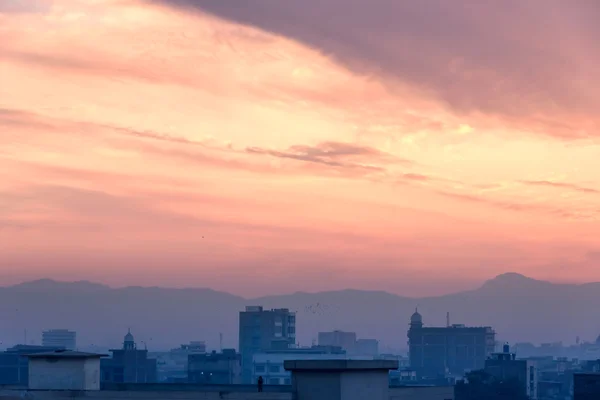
269,378,280,385
284,378,291,385
255,365,265,373
269,365,280,373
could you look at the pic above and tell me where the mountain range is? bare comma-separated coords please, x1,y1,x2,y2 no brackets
0,273,598,351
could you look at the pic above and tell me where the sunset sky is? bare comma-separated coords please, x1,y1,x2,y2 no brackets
1,0,599,296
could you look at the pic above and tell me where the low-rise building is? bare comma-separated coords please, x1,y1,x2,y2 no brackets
0,358,455,400
356,339,379,356
0,345,66,386
574,373,600,400
26,350,106,391
252,346,372,385
188,349,241,384
101,330,157,383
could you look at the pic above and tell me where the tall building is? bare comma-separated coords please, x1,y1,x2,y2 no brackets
407,310,495,378
100,330,157,383
318,330,357,354
188,349,241,384
238,306,296,383
484,343,537,399
42,329,76,350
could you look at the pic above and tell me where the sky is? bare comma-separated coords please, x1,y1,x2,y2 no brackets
1,0,599,296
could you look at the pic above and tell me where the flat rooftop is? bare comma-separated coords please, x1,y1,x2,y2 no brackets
25,351,108,359
284,359,398,371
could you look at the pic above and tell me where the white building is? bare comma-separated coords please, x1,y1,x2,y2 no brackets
42,329,77,350
252,348,373,385
26,351,107,390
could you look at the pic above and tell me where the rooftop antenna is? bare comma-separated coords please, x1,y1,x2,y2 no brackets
447,312,450,328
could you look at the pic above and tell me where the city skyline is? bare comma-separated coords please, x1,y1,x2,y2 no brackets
2,0,599,295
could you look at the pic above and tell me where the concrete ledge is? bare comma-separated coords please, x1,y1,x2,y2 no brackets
284,359,399,371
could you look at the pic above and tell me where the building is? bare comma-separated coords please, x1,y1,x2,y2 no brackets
100,330,157,383
0,358,456,400
484,343,537,399
0,345,66,386
318,331,357,355
188,349,241,384
285,359,401,400
239,306,296,383
574,373,600,400
42,329,77,350
252,346,348,385
154,341,207,382
26,350,106,391
356,339,379,356
407,310,495,378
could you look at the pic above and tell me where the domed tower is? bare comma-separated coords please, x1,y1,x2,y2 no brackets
123,329,136,350
410,308,423,329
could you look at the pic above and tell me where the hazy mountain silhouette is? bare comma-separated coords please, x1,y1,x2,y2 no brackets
1,273,598,351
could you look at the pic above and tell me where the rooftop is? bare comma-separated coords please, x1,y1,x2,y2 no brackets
25,350,108,359
284,359,398,371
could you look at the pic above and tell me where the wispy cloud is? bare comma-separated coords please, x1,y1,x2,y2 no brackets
520,180,599,194
247,141,407,176
436,190,597,221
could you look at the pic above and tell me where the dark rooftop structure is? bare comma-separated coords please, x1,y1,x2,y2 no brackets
25,350,107,359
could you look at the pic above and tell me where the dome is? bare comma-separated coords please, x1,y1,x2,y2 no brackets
410,308,423,324
124,329,134,343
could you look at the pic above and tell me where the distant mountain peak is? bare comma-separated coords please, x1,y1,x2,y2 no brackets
479,272,550,291
492,272,536,282
8,279,110,291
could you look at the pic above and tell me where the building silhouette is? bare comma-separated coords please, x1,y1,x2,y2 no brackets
252,345,347,385
100,330,157,383
484,343,537,399
318,331,357,354
356,339,379,356
574,373,600,400
42,329,76,350
238,306,296,383
188,349,241,384
407,309,495,378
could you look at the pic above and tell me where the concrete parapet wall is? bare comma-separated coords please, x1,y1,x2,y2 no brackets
0,390,292,400
389,386,454,400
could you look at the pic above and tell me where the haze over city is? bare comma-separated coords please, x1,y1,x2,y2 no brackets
1,0,599,298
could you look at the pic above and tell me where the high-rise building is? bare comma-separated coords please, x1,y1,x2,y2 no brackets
100,330,157,383
42,329,76,350
318,331,357,354
407,310,495,378
238,306,296,383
